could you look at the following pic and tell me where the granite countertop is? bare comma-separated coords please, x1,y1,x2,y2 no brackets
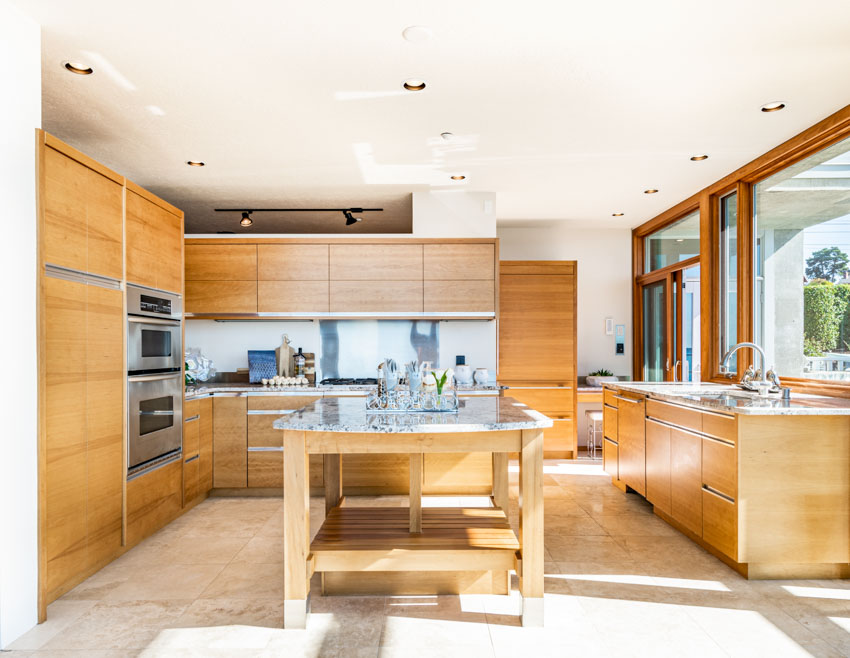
604,382,850,416
273,396,553,433
185,382,504,400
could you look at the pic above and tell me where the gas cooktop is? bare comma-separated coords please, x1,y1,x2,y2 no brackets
320,378,378,386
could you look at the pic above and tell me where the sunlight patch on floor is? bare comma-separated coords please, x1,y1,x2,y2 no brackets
552,573,730,591
782,585,850,600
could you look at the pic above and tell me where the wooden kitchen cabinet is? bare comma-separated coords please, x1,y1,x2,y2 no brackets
185,280,258,313
40,138,124,280
423,243,495,280
505,386,576,456
329,280,423,312
183,401,200,457
645,419,672,516
185,244,257,280
126,458,183,548
329,244,423,280
213,396,248,487
615,392,646,496
199,397,213,493
183,454,200,505
603,437,619,479
258,244,329,280
423,280,494,312
670,427,702,536
125,183,184,294
702,488,737,560
258,280,329,313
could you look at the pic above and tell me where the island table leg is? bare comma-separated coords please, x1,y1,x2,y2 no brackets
283,429,310,628
519,428,544,627
492,452,509,512
324,454,342,515
410,453,423,533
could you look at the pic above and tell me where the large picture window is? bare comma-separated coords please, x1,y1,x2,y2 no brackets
754,135,850,381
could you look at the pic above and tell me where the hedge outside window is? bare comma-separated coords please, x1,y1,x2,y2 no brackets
753,135,850,381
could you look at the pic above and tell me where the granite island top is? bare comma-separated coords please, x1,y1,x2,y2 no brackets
185,382,503,400
605,382,850,415
273,396,553,433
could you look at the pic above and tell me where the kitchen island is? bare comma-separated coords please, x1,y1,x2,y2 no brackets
274,396,552,628
602,382,850,579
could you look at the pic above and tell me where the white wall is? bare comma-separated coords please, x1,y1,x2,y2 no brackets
185,190,497,239
0,0,40,648
497,225,633,378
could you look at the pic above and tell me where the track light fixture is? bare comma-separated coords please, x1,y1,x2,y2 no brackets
215,207,382,228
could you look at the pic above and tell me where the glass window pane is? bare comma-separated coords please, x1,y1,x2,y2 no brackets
643,281,666,381
682,265,701,381
754,135,850,381
719,193,738,372
644,211,700,272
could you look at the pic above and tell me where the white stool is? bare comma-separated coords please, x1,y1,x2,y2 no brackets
586,410,603,460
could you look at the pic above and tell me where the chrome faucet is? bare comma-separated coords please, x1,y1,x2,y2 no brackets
719,342,772,390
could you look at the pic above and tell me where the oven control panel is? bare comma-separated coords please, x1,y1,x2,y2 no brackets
140,293,172,316
126,284,182,320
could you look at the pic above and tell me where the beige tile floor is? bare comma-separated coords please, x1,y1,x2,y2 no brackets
8,460,850,657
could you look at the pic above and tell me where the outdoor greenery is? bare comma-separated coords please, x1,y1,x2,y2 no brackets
805,246,850,282
803,280,850,356
588,368,614,376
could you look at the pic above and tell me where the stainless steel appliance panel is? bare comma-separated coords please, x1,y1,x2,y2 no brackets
127,316,182,372
127,284,182,320
128,371,183,469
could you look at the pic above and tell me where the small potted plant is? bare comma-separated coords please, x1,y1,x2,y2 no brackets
586,369,618,387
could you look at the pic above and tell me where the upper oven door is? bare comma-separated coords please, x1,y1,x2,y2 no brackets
127,316,182,373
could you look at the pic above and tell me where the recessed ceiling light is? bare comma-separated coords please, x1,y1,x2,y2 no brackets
403,79,427,91
690,154,708,161
450,175,466,181
440,132,454,141
63,61,93,75
644,189,659,194
402,25,433,43
761,101,786,113
186,160,205,167
240,211,253,227
612,213,624,217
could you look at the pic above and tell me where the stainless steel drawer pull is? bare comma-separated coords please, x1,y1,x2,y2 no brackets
184,454,199,464
702,434,735,447
613,395,642,404
603,437,619,446
139,410,175,416
247,409,297,415
603,403,617,410
700,408,735,419
247,446,285,452
184,414,200,422
508,386,573,390
702,484,735,503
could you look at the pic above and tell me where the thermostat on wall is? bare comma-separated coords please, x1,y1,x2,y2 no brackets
615,324,625,355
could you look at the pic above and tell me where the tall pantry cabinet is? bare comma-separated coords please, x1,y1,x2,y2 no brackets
36,131,185,619
499,261,578,457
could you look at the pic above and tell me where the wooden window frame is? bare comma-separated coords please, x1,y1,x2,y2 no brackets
632,102,850,396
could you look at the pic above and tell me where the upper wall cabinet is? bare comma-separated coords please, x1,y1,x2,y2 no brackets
40,137,124,280
184,239,498,317
125,182,184,294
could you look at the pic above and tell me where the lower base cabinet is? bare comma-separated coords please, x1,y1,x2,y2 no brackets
183,454,200,504
603,437,619,479
126,458,183,547
670,427,702,536
248,450,284,487
702,487,737,559
645,419,672,516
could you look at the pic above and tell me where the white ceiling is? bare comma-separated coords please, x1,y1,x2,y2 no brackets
17,0,850,231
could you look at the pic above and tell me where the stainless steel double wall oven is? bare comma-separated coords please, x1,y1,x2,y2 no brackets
127,284,183,472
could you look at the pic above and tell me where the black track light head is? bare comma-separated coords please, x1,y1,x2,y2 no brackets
240,211,253,227
343,209,362,226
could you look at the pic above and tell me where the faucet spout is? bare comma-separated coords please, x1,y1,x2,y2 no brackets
720,342,770,386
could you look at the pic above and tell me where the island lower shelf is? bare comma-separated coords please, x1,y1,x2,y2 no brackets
311,506,519,595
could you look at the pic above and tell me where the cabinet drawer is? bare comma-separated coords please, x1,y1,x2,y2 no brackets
185,244,257,281
247,395,321,411
185,281,257,313
646,399,702,434
504,387,573,414
603,437,618,480
702,411,736,444
543,417,573,451
702,436,737,499
183,415,200,457
702,487,737,560
603,404,618,441
248,450,284,488
248,414,284,448
183,454,200,505
603,389,619,407
184,399,200,418
126,458,182,547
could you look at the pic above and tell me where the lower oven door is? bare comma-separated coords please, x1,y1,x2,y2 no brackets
128,371,183,470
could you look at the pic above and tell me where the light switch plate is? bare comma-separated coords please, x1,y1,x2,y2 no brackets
605,318,614,335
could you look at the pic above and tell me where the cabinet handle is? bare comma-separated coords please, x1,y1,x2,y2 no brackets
248,446,285,452
508,386,573,390
603,403,617,410
184,454,199,464
646,416,701,437
702,484,735,503
702,434,735,447
613,395,642,404
603,437,619,446
700,408,736,420
247,409,297,415
184,414,200,423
